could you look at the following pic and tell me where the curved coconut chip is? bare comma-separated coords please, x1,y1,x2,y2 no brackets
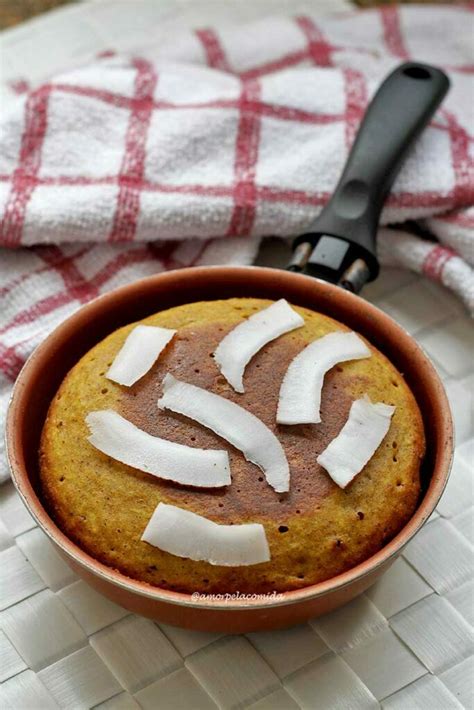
86,410,230,488
317,395,395,488
214,298,304,393
142,502,270,566
107,325,176,386
277,331,371,425
158,374,290,492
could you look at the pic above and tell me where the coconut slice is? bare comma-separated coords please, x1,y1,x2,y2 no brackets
277,331,371,425
86,410,230,487
317,396,395,488
214,299,304,393
158,374,290,492
141,502,270,566
106,325,176,386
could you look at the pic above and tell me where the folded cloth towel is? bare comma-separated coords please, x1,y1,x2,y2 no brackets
1,7,473,247
0,5,473,481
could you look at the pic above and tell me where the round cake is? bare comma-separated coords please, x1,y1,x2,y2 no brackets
40,298,425,594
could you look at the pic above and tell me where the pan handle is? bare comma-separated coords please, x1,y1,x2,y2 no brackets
289,62,450,291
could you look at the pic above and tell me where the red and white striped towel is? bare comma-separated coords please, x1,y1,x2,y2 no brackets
2,7,473,247
0,4,473,479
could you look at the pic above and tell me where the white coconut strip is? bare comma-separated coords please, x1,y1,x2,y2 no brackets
277,331,371,425
158,374,290,492
86,410,230,487
214,299,304,393
106,325,176,386
317,396,395,488
142,502,270,566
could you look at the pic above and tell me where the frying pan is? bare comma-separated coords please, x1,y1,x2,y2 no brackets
6,62,454,632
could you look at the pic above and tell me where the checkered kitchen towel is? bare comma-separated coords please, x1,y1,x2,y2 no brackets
0,4,473,462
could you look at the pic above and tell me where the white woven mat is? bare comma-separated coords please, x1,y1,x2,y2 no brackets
1,2,473,709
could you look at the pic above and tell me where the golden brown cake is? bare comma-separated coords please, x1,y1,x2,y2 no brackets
40,298,425,593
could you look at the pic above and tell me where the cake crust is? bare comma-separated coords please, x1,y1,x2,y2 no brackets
40,298,425,593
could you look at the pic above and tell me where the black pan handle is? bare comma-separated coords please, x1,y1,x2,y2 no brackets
290,62,450,291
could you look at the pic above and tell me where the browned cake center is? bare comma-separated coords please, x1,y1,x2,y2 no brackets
121,321,352,519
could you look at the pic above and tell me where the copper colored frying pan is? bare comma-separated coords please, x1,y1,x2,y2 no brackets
6,63,453,632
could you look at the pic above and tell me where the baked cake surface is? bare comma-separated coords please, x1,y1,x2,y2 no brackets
40,298,425,593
